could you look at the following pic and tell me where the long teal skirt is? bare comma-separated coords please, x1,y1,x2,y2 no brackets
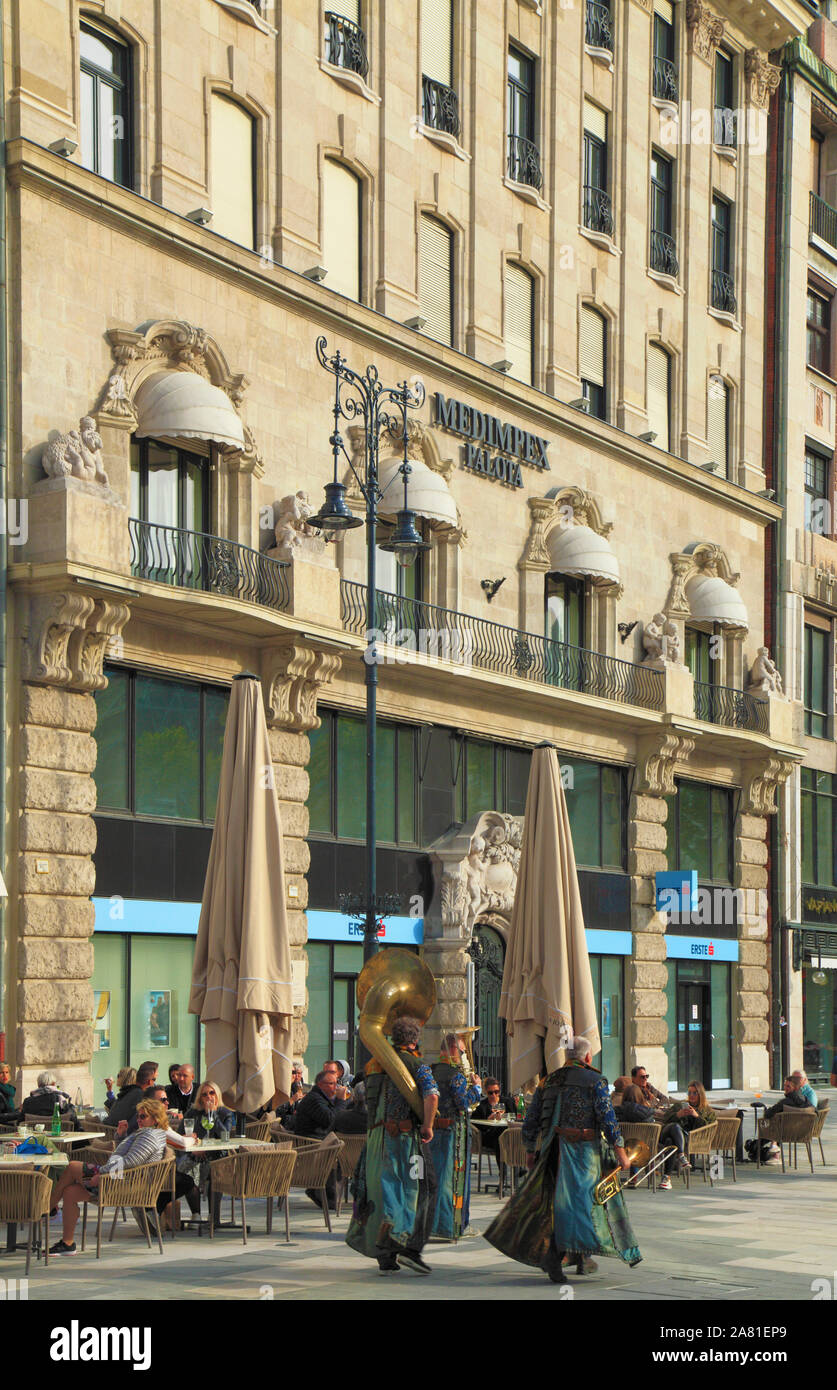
346,1126,437,1259
428,1119,471,1240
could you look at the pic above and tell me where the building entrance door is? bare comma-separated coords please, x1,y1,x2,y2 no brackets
332,974,358,1075
469,924,507,1089
676,980,711,1089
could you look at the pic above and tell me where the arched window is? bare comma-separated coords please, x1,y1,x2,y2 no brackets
707,375,730,477
210,94,256,249
80,21,132,187
419,214,454,345
647,343,672,451
579,306,607,420
323,160,361,301
504,263,535,386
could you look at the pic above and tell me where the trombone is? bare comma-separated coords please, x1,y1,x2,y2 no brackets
593,1142,678,1204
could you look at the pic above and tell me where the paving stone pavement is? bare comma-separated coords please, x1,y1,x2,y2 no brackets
5,1097,836,1302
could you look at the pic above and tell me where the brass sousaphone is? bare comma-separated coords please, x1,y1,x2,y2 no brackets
357,949,437,1120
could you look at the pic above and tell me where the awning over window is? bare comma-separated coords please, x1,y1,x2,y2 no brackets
546,523,620,587
377,456,458,527
685,574,748,629
134,371,246,450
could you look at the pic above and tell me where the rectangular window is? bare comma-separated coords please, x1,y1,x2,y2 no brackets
310,712,418,845
707,376,730,477
419,215,454,346
579,305,607,420
685,627,712,685
801,768,837,887
714,50,736,147
307,715,333,836
711,196,736,314
647,344,671,451
812,129,823,198
675,779,731,883
805,444,830,534
805,622,831,738
504,263,534,386
507,47,541,188
323,160,361,302
650,151,677,276
80,22,132,188
807,288,832,375
421,0,453,87
652,4,677,103
210,93,256,250
582,102,611,238
563,758,626,870
465,741,495,820
546,573,585,649
93,668,228,824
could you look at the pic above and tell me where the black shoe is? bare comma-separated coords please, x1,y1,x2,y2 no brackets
544,1249,567,1284
49,1239,77,1256
397,1250,431,1275
377,1259,399,1276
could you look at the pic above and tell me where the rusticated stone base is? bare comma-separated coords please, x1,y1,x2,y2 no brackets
268,725,311,1064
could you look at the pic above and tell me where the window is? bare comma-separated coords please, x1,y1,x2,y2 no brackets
507,47,541,189
80,22,132,187
685,627,714,685
802,769,837,887
323,160,361,301
421,0,459,136
807,288,832,375
209,94,256,248
546,573,585,648
707,376,730,476
579,305,607,420
324,3,369,79
652,1,677,102
812,128,823,198
585,0,613,52
674,780,732,884
504,263,534,386
308,711,418,845
804,621,831,738
562,758,626,869
711,196,736,313
419,214,454,345
93,667,229,822
805,444,830,534
130,439,209,533
650,151,677,276
714,50,736,148
454,739,532,820
647,344,671,451
583,103,612,236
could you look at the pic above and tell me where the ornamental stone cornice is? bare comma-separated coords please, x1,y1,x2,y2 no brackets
261,641,342,732
22,591,131,691
742,754,796,816
744,49,782,110
685,1,725,59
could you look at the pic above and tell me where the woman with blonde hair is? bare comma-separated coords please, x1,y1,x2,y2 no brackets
184,1082,237,1226
104,1066,136,1111
49,1097,170,1255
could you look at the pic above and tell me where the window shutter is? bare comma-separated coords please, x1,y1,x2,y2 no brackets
653,0,674,20
336,0,360,23
504,263,534,386
323,160,361,301
580,306,605,386
647,344,671,451
421,0,452,86
583,99,607,143
419,215,453,345
707,376,729,473
210,94,255,249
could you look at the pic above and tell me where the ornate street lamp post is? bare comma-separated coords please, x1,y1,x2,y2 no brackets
311,337,427,971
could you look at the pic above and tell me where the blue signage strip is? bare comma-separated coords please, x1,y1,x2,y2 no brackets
585,929,633,956
307,910,424,946
94,898,201,936
666,936,739,963
656,870,699,912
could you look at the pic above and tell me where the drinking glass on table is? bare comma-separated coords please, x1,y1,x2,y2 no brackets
184,1118,195,1137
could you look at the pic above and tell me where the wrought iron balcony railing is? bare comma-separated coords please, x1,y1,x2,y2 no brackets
711,269,737,315
652,56,678,103
693,680,768,733
129,518,291,612
422,75,461,137
583,184,614,236
650,229,679,277
810,191,837,250
586,0,613,51
324,11,369,79
507,134,543,190
713,107,737,148
341,580,664,711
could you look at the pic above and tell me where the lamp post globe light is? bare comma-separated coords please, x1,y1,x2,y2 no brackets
311,336,428,970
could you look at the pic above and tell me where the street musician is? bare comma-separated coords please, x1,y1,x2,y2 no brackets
484,1036,642,1284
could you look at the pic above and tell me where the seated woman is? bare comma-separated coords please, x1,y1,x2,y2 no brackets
184,1082,237,1225
0,1060,19,1123
610,1076,632,1111
49,1098,170,1255
618,1084,656,1124
105,1066,136,1112
657,1081,715,1189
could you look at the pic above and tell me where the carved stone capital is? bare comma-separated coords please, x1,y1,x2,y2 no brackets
744,49,781,110
742,755,795,816
685,0,724,59
262,642,342,732
635,732,695,796
76,600,132,692
519,496,555,570
21,591,131,691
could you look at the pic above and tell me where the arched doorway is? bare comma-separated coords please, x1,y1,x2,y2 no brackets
468,923,507,1089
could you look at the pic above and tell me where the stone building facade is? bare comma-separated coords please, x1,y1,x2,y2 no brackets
1,0,812,1099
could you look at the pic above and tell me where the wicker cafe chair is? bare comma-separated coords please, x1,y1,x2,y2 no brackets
617,1121,663,1193
209,1148,297,1244
245,1120,273,1142
269,1125,322,1151
708,1114,741,1182
80,1117,118,1142
778,1111,817,1174
71,1142,136,1248
679,1121,718,1188
498,1125,527,1199
813,1101,830,1166
0,1167,53,1276
756,1111,785,1170
335,1133,367,1216
287,1137,344,1232
90,1154,175,1258
470,1125,499,1193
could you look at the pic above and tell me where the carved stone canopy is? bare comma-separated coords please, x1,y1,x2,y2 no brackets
665,542,743,624
22,589,131,692
100,319,263,477
520,487,622,595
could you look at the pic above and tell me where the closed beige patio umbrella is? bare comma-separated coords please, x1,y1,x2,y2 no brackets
189,673,293,1114
499,742,600,1090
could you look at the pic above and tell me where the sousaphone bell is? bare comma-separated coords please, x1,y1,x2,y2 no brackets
356,948,437,1121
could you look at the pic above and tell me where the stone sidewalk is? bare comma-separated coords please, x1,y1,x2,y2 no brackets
5,1100,835,1302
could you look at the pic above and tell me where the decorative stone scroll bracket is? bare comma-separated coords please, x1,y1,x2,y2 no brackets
685,0,724,59
742,755,796,816
744,49,781,110
21,590,131,691
262,641,342,733
635,731,695,796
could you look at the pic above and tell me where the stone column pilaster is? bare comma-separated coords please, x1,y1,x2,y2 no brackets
734,811,770,1089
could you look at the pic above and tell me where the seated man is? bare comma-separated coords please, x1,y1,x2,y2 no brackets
107,1061,158,1126
22,1070,74,1123
166,1064,198,1115
792,1070,818,1109
630,1065,668,1116
471,1078,515,1158
764,1075,816,1119
294,1070,343,1210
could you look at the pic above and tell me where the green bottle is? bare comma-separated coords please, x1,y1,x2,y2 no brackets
51,1101,61,1136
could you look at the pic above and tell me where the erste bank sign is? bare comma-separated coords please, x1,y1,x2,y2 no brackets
433,392,551,489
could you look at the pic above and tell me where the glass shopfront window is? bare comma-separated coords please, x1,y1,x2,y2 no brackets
309,711,418,845
672,779,732,883
663,959,732,1090
802,957,837,1083
563,759,626,869
590,954,624,1080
